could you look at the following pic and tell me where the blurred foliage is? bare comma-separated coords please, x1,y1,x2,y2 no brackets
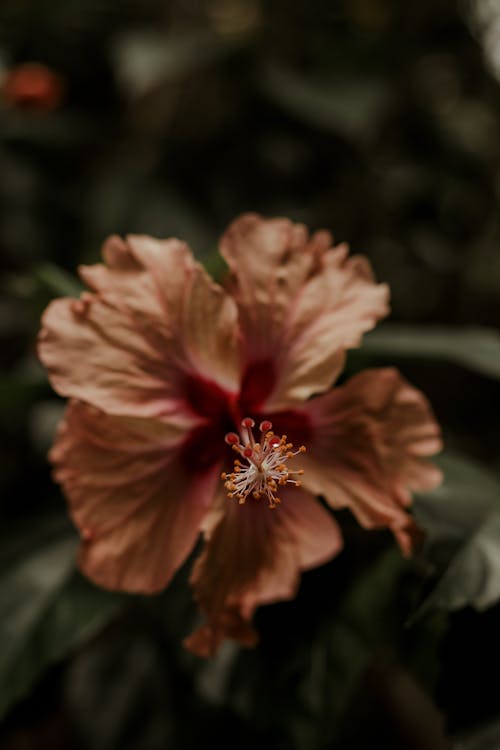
2,0,500,748
414,453,500,614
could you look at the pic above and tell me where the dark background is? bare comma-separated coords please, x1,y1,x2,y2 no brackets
1,1,500,748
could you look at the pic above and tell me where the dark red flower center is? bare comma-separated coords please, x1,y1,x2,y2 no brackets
179,361,312,475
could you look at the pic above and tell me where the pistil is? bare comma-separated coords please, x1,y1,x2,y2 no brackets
221,418,306,508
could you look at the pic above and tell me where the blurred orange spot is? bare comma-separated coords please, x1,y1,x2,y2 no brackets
2,62,64,112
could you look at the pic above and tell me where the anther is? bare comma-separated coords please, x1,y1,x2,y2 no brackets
221,418,306,509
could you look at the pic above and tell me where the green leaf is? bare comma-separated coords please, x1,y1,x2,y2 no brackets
224,547,409,750
361,324,500,380
413,453,500,615
258,62,391,141
203,249,228,282
309,549,406,719
429,512,500,611
454,716,500,749
33,262,83,298
0,517,124,720
414,454,500,548
113,28,236,98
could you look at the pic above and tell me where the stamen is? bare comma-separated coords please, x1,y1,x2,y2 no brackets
222,418,306,509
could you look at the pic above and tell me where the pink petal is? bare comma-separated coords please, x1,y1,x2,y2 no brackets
184,487,343,657
39,235,239,419
51,401,220,593
220,213,389,410
298,368,443,554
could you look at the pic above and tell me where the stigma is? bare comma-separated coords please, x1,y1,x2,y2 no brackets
221,418,306,509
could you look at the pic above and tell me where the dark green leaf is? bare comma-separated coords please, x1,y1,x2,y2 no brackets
258,62,391,141
0,517,124,720
361,324,500,380
223,547,409,750
413,453,500,615
33,263,83,298
429,512,500,611
309,548,406,720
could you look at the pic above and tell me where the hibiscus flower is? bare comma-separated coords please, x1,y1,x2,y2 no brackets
38,213,442,657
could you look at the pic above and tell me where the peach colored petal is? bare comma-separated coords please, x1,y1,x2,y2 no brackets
297,368,443,554
51,401,220,593
220,213,389,409
184,487,343,657
39,234,239,418
183,609,258,659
